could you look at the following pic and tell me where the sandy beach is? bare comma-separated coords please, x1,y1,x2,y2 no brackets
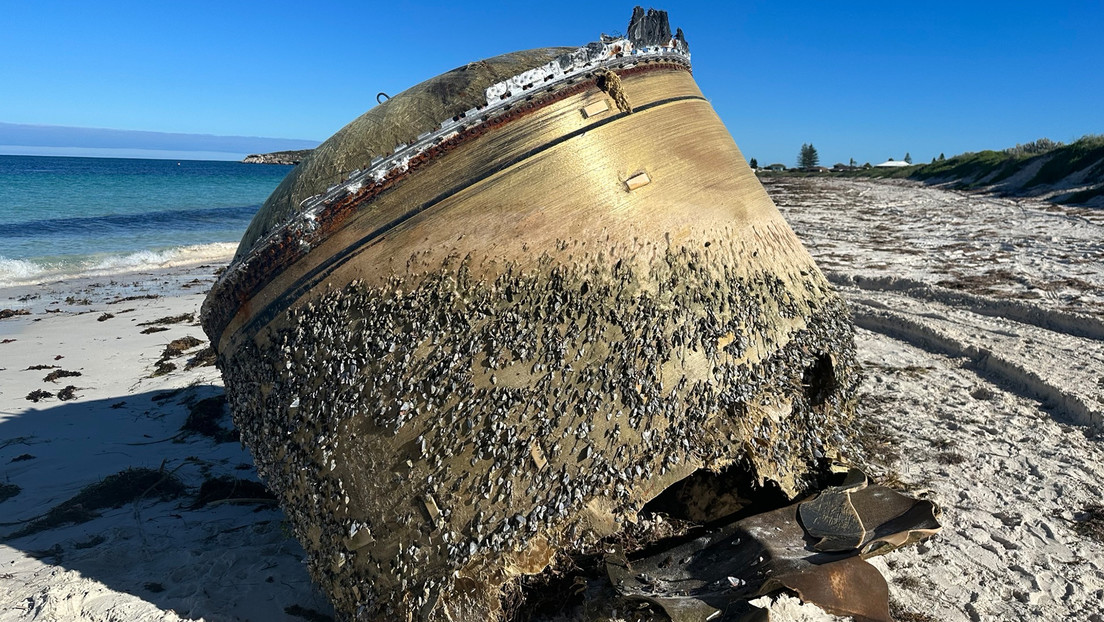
766,176,1104,621
2,177,1103,621
0,255,334,621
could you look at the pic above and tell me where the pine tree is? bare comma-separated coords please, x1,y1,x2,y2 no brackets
749,157,758,169
798,143,820,168
904,152,912,164
939,153,945,161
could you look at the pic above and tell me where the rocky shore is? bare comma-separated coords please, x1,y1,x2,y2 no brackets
241,149,311,165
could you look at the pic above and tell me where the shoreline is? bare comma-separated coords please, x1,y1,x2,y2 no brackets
1,177,1102,620
0,258,335,621
0,243,237,307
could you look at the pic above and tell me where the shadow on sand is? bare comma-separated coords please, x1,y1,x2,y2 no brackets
0,386,333,622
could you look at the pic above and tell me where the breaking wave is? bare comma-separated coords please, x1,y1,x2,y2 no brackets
0,243,237,288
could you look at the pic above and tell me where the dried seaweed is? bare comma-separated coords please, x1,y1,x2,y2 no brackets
1071,504,1104,543
138,313,195,326
150,361,177,377
7,467,186,538
185,346,217,369
0,483,21,504
25,390,53,402
43,369,81,383
162,336,204,359
181,395,239,443
108,294,159,304
192,476,275,508
57,386,79,401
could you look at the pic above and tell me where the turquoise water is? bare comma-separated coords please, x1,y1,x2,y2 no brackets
0,154,292,285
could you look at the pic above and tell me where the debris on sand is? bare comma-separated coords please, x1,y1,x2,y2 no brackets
25,390,53,402
138,313,195,326
43,369,81,383
181,395,239,443
0,483,21,504
161,335,204,359
149,335,205,377
150,360,176,377
107,294,160,304
1070,504,1104,543
185,346,217,369
57,385,79,401
6,467,187,539
191,475,275,508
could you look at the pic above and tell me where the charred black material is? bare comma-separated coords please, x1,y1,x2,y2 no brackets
627,6,674,48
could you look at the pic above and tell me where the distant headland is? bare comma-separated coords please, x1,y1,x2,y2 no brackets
0,122,318,161
242,149,313,165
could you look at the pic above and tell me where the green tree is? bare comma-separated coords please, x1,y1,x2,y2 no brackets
904,152,912,164
798,143,820,168
939,152,945,161
849,157,855,167
749,157,758,169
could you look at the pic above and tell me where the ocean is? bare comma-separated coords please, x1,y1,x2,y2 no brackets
0,154,292,286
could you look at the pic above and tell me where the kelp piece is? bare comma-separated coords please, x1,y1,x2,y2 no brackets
609,473,940,622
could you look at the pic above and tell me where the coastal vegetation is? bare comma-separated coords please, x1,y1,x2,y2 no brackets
762,135,1104,207
798,143,820,168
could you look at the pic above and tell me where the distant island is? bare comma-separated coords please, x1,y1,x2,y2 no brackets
242,149,313,165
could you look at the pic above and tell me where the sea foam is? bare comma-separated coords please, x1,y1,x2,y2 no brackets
0,243,237,288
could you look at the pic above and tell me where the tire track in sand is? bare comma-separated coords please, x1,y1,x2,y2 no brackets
835,281,1104,429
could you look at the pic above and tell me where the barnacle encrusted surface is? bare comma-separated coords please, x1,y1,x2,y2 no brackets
207,9,860,619
218,232,858,620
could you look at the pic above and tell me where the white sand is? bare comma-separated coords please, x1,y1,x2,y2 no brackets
0,258,332,621
767,176,1104,621
1,177,1102,621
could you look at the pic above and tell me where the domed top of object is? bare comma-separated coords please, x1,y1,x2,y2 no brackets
235,47,573,260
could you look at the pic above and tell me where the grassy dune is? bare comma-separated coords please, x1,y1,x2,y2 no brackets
838,135,1104,206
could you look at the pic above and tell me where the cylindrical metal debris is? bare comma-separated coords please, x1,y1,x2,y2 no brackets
202,8,858,620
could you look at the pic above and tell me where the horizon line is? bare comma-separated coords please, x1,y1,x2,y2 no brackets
0,121,320,156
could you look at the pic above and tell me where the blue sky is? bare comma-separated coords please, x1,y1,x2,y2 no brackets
1,1,1100,165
